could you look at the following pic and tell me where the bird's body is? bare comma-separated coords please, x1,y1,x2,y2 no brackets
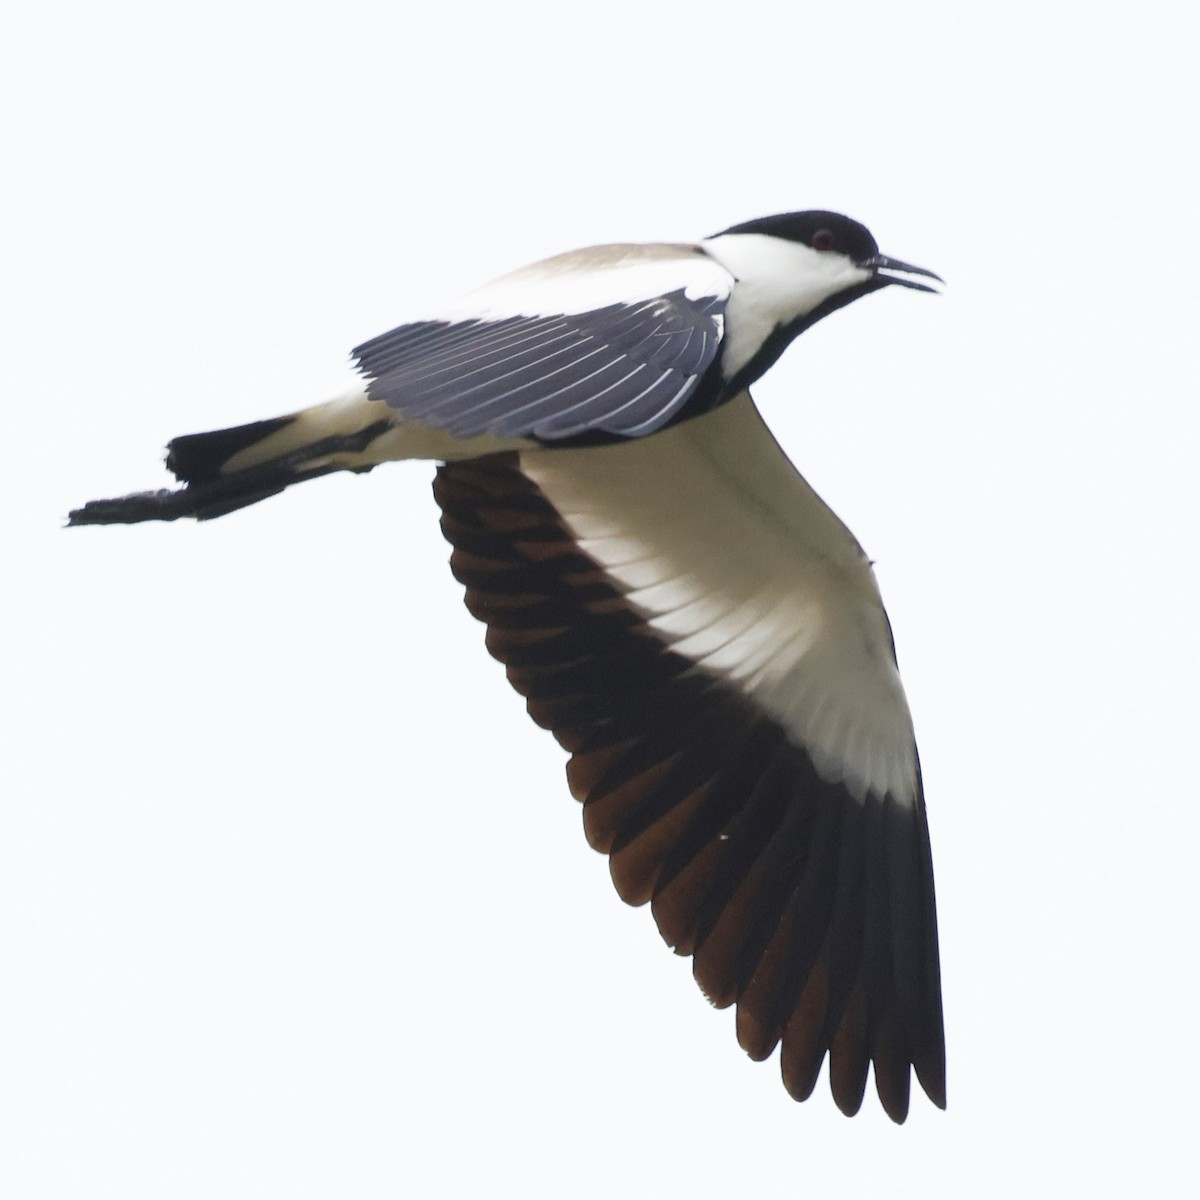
71,211,946,1122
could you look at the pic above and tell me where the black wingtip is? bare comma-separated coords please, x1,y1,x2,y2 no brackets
915,1052,947,1112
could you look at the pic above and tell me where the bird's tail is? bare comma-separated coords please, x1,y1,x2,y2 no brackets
68,392,523,526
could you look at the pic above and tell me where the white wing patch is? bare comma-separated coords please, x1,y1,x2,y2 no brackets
441,243,732,322
520,392,918,805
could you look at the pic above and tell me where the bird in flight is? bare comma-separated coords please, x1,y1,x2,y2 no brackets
71,211,946,1123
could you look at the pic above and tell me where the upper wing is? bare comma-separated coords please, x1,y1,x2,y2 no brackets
432,392,945,1122
353,244,731,441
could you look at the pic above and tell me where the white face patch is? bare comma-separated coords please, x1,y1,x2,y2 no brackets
519,393,919,805
701,234,874,379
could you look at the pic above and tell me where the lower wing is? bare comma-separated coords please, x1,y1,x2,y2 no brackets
434,392,945,1122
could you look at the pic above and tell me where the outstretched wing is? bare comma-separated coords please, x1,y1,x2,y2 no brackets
353,244,731,441
432,392,945,1123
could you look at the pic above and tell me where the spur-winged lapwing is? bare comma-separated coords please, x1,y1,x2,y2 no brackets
71,211,946,1122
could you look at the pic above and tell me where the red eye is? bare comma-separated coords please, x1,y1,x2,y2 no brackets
811,229,836,251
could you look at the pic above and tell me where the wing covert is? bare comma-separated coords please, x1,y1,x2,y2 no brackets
353,247,730,441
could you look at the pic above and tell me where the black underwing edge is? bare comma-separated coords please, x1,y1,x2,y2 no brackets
432,452,945,1123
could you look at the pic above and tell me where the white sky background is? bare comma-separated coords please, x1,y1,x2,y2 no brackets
3,2,1197,1195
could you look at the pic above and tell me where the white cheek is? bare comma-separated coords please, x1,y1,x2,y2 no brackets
702,234,872,377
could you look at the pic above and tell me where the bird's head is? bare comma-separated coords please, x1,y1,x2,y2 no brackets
703,210,942,385
712,210,942,297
